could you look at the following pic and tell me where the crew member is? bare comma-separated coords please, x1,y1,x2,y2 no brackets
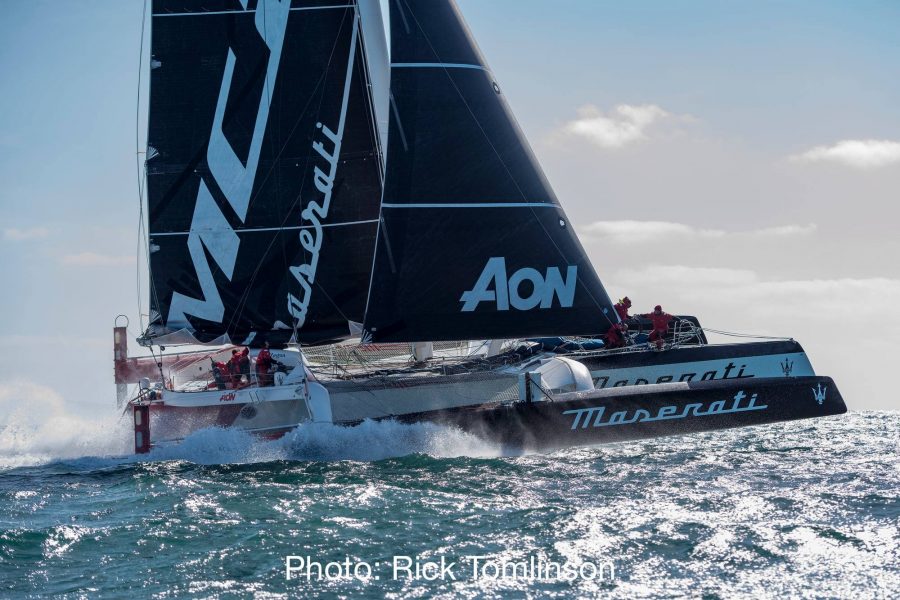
227,349,242,387
604,322,629,349
614,297,633,321
238,347,251,382
640,305,674,350
211,360,228,391
256,342,274,387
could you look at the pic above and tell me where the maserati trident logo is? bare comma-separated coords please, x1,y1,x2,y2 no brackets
781,358,794,377
460,257,577,312
812,383,827,405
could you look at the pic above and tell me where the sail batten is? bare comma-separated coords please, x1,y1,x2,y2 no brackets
380,203,556,209
361,0,618,343
391,62,487,70
154,7,356,17
150,220,380,237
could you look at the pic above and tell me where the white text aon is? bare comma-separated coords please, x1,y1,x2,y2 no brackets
460,257,577,312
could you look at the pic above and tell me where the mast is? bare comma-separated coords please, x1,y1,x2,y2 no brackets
357,0,391,168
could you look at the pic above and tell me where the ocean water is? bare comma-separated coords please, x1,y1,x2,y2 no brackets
1,411,898,599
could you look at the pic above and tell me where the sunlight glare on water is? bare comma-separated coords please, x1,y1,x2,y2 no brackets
1,408,897,598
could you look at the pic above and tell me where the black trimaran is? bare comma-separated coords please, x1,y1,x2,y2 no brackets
116,0,845,454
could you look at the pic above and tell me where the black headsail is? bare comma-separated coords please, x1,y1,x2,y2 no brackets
362,0,617,343
144,0,385,347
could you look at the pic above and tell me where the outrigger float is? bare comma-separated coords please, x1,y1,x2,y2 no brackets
119,0,845,454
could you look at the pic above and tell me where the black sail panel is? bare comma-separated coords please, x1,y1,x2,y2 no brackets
146,0,383,346
362,0,617,342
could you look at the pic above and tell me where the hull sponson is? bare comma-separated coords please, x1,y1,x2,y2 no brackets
398,376,846,452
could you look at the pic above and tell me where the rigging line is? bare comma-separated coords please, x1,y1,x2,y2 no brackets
362,105,391,320
135,0,149,334
700,328,792,341
355,11,386,183
391,0,411,34
358,0,389,325
226,9,358,335
150,220,379,236
397,0,614,326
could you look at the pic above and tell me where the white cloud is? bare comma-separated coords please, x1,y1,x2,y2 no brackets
61,252,135,267
752,224,818,236
791,139,900,169
609,265,900,331
580,220,816,244
614,264,759,287
580,220,724,243
4,227,49,241
563,104,669,148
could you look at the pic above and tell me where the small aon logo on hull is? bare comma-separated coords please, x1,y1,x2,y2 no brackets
460,257,577,312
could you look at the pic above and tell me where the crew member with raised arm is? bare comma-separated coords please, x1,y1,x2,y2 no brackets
640,305,675,350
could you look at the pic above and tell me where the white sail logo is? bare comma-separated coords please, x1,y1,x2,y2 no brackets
460,257,577,312
167,0,291,329
285,123,345,327
285,15,360,329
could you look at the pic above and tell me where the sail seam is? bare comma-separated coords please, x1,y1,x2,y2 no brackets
150,219,380,236
391,62,487,71
381,203,557,209
153,6,354,17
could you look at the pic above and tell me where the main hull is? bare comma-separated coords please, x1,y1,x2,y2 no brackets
126,334,846,455
132,372,846,455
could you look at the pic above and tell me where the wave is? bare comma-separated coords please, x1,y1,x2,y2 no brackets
0,381,131,470
0,381,504,470
146,419,503,465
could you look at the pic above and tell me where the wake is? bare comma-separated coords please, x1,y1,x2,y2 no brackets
0,381,503,470
0,381,131,469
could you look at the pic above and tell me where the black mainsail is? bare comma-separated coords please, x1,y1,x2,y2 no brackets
362,0,618,343
144,0,385,346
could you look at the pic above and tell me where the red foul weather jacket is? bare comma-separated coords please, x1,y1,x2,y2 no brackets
256,349,273,373
642,311,674,332
614,302,631,321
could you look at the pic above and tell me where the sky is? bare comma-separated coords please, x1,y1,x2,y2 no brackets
0,0,898,418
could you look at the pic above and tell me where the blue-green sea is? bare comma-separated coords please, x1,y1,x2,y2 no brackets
1,412,898,598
